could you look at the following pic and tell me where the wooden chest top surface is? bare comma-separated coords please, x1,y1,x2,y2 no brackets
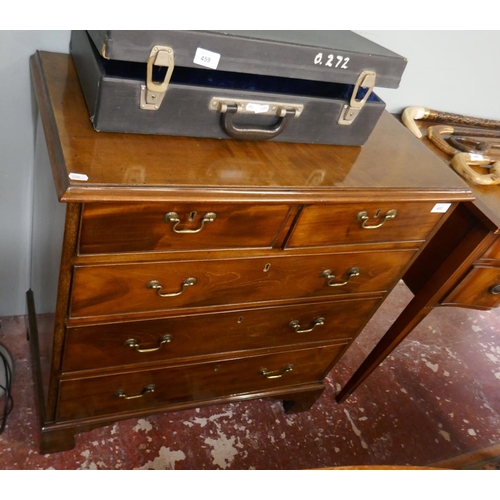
31,51,472,204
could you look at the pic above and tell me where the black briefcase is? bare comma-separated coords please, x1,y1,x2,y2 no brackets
70,30,407,145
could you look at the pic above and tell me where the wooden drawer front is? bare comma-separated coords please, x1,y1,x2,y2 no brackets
63,297,380,372
79,202,291,254
57,344,345,421
70,250,415,318
482,236,500,260
443,265,500,310
287,202,447,248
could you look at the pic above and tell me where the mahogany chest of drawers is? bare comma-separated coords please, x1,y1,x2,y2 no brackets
27,51,472,454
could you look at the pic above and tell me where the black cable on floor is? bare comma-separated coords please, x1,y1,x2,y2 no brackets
0,348,13,434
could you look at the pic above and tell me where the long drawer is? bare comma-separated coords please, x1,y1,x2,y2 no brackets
79,202,292,254
63,297,381,372
56,344,346,421
287,201,450,248
70,249,416,318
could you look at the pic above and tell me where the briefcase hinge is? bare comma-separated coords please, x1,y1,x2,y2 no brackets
140,45,175,111
338,70,376,125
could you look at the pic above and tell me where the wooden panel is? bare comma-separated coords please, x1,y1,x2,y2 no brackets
482,235,500,260
63,297,381,372
69,250,415,319
57,344,346,421
79,202,291,254
403,202,477,296
287,201,448,248
442,265,500,309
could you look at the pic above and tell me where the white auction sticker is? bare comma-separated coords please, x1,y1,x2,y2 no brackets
246,103,270,114
193,48,221,70
469,153,484,161
69,172,89,181
431,203,451,213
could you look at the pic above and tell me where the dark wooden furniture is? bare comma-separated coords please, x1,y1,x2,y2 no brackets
337,125,500,403
27,51,472,454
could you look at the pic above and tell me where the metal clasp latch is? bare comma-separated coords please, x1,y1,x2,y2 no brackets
140,45,175,111
338,70,376,125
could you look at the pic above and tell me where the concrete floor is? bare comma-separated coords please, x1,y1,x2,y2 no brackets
1,281,499,470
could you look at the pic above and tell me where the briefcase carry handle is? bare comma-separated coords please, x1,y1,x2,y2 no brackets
220,104,297,141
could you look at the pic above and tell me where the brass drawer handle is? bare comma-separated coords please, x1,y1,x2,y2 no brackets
490,284,500,295
322,267,360,287
147,277,197,297
260,364,293,379
164,211,217,233
125,334,173,353
115,384,155,400
289,317,325,334
357,209,397,229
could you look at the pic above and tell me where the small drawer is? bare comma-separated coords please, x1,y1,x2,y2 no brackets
69,249,415,319
79,202,291,254
442,265,500,309
482,236,500,260
286,201,450,248
57,344,346,421
63,297,380,372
